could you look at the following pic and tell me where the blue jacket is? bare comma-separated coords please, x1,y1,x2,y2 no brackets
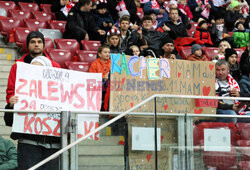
239,75,250,97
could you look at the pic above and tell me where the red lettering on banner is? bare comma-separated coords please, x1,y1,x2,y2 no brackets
20,100,28,110
38,80,47,100
52,118,60,136
24,115,35,133
34,117,42,134
29,79,37,98
16,79,28,95
42,117,52,135
87,85,99,111
73,84,85,108
48,81,59,101
94,122,99,140
84,121,94,139
61,83,74,104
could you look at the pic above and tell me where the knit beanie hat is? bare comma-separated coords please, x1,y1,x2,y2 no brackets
31,56,52,67
96,0,107,10
119,10,130,18
107,28,121,37
160,37,174,48
26,31,45,48
225,48,237,61
230,0,241,9
198,18,207,27
191,44,202,54
235,21,244,29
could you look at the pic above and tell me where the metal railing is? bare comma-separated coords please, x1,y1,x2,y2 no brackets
1,94,250,170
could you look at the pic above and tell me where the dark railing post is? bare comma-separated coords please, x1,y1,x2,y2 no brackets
154,97,158,170
61,111,69,170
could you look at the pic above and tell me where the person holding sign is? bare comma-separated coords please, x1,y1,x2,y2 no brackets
4,31,61,170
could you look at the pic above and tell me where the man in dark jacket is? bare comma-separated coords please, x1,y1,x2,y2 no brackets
163,8,188,40
63,0,105,43
4,31,61,170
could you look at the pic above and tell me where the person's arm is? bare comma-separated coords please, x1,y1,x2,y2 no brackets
0,139,18,170
217,101,234,110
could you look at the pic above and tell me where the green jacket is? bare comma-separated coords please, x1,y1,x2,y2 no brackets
233,31,250,48
0,136,17,170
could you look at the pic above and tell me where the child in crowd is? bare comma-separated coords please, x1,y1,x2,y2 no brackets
93,0,114,33
187,44,208,61
89,45,111,111
177,0,193,21
213,40,231,61
233,21,250,48
106,28,122,53
225,48,241,82
130,45,140,56
194,18,213,46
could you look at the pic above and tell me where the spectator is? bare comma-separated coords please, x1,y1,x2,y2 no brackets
93,0,114,33
129,45,140,56
63,0,106,43
137,15,168,55
239,0,249,18
213,40,231,60
0,135,17,170
215,59,240,124
51,0,79,21
160,37,182,59
106,28,122,53
210,13,229,46
89,45,111,111
240,43,250,78
145,10,160,30
119,16,139,53
107,0,140,24
194,18,213,46
225,48,241,82
187,0,215,22
225,0,244,31
143,0,168,27
187,44,208,61
4,31,61,170
178,0,193,20
163,8,188,40
141,47,159,58
233,21,250,48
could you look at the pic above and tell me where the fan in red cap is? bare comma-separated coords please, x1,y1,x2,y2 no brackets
106,28,122,53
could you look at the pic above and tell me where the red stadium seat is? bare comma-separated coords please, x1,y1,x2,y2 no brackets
179,46,191,59
40,4,52,13
48,20,66,33
65,61,91,72
18,2,39,12
81,40,101,51
187,29,195,37
189,22,198,32
14,27,32,47
228,32,233,36
47,48,73,68
237,140,250,161
238,161,250,170
236,123,250,140
8,9,32,25
0,18,22,38
24,19,47,31
76,50,97,63
0,1,16,11
54,39,80,55
32,11,53,22
44,38,54,51
203,47,218,61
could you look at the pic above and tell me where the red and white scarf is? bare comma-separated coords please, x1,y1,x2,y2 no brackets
151,0,165,18
62,1,75,16
116,0,127,11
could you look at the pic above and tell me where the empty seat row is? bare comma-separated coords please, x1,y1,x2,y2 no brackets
0,1,51,13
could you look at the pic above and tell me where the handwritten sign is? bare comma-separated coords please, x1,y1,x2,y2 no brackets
13,62,102,139
109,55,216,169
110,55,216,114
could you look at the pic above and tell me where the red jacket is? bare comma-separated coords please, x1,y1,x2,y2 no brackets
6,53,61,103
194,28,213,46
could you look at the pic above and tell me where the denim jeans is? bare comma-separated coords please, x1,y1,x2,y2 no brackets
217,109,237,124
17,143,59,170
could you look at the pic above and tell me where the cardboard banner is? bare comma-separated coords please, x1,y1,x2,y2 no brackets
13,62,102,139
110,55,216,114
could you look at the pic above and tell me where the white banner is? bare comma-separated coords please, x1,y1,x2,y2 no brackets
13,62,102,139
